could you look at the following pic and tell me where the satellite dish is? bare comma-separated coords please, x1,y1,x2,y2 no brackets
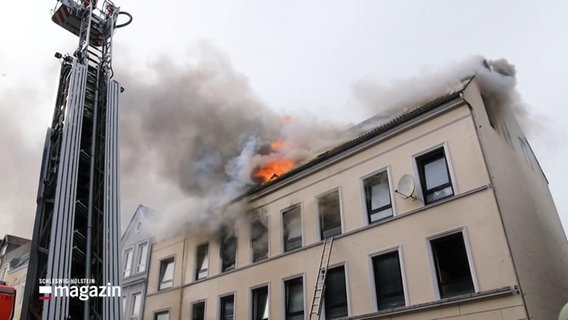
395,174,416,199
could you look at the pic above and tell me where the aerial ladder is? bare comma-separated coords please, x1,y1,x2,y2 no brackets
21,1,131,319
309,237,334,320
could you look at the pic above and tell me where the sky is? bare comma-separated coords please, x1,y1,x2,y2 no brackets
1,0,567,238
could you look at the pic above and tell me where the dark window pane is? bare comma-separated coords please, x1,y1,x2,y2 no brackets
220,295,234,320
417,148,454,204
251,286,269,320
324,266,348,319
318,190,342,239
192,302,205,320
285,277,304,320
373,251,405,310
220,231,237,272
431,232,474,298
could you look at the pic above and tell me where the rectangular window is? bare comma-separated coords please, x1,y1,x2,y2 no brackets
154,311,169,320
416,147,454,204
251,286,269,320
220,295,235,320
284,277,304,320
318,190,342,239
282,205,302,252
324,266,348,319
192,301,205,320
137,242,149,273
372,251,405,310
363,171,393,223
220,231,237,272
251,218,269,262
430,232,475,298
195,243,209,280
123,248,133,277
130,292,142,319
158,257,174,290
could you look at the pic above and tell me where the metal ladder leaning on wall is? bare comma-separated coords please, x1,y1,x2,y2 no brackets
309,236,334,320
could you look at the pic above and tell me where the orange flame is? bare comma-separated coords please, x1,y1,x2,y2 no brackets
253,139,296,183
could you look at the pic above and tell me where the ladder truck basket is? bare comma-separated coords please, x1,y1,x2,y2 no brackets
0,283,16,320
51,0,104,46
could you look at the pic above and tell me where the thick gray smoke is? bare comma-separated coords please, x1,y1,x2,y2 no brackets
117,44,347,238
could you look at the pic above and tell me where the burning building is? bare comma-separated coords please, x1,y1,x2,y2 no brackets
124,59,568,320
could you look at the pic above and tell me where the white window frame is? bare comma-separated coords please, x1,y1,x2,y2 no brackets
158,256,175,291
123,247,134,278
281,203,304,253
195,242,209,281
153,309,170,320
321,262,350,319
136,241,149,274
412,142,458,205
426,227,479,300
129,291,143,320
360,166,396,225
368,246,409,311
281,273,306,320
315,187,344,241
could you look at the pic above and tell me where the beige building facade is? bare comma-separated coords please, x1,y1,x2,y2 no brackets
140,68,568,320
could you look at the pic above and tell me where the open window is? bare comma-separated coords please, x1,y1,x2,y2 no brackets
129,292,142,320
123,248,133,278
430,232,475,298
220,231,237,272
284,277,304,320
324,266,348,318
251,286,269,320
195,243,209,280
158,257,174,290
318,190,342,239
282,205,302,252
136,242,149,273
251,217,269,262
416,147,454,204
220,295,235,320
192,301,205,320
372,250,405,310
363,170,393,223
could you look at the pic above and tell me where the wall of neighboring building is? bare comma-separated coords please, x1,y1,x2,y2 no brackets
0,242,30,320
464,79,568,320
144,100,527,319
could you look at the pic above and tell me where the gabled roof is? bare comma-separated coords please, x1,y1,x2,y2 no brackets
0,234,30,247
121,204,156,241
247,83,469,197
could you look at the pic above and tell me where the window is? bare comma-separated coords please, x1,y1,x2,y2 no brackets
282,205,302,252
251,218,269,262
518,136,535,171
372,251,405,310
220,231,237,272
220,295,235,320
123,248,133,277
195,243,209,280
363,170,393,223
430,232,475,298
324,266,348,319
158,257,174,290
137,242,149,273
318,190,342,239
154,311,169,320
251,286,269,320
416,147,454,204
284,277,304,320
130,292,142,319
192,301,205,320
